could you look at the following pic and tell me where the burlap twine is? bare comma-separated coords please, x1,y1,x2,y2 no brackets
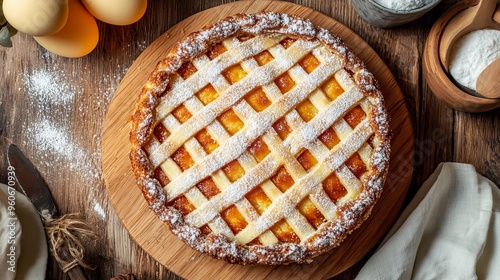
43,213,99,273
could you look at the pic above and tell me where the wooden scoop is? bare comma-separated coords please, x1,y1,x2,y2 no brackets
476,58,500,99
439,0,500,72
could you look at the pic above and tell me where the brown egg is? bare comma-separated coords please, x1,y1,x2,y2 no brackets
2,0,69,36
82,0,147,26
34,0,99,58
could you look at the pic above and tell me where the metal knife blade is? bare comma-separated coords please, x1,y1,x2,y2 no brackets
7,144,58,219
7,144,89,280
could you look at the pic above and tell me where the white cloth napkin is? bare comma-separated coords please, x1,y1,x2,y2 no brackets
0,183,47,280
0,185,22,280
356,162,500,280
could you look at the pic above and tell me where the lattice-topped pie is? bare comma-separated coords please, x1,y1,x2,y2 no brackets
130,12,390,265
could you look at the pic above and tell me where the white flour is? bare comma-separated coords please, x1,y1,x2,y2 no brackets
23,69,77,105
27,119,96,174
21,59,128,220
22,65,127,173
16,39,147,221
375,0,435,10
449,29,500,91
93,201,107,220
32,119,83,158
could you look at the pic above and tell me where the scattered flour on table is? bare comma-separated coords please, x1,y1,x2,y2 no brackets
93,201,107,220
137,40,148,52
23,68,78,106
24,119,103,183
21,64,129,176
30,119,85,160
375,0,436,11
449,29,500,91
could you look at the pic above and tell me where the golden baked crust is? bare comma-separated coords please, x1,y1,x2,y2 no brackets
130,12,391,265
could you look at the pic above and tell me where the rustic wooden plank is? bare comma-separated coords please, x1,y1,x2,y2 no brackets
454,110,500,186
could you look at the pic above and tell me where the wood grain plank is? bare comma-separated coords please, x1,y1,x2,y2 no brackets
454,110,500,186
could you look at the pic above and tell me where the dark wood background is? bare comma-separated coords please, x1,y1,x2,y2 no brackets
0,0,498,279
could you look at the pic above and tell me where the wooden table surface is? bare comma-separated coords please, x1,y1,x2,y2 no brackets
0,0,498,279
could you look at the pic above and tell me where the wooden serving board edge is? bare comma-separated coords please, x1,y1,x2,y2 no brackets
101,1,414,279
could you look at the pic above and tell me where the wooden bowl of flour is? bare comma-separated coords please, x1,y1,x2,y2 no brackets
423,0,500,113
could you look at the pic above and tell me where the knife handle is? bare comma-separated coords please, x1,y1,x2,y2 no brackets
58,244,89,280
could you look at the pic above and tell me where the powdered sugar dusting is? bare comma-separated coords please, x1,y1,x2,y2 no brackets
24,69,76,105
27,119,90,170
93,200,107,220
22,65,127,178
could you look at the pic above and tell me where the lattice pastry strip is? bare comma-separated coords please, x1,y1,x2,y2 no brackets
150,38,320,168
211,166,279,245
237,200,279,245
176,71,364,240
257,182,316,242
163,36,368,241
334,164,364,204
259,130,318,240
171,97,285,244
154,34,286,120
183,102,315,237
321,69,373,160
156,108,240,238
164,61,343,202
283,110,338,220
235,119,374,244
283,86,365,155
206,129,284,244
130,12,391,265
276,73,363,214
183,90,289,243
309,188,338,220
334,119,373,165
186,102,322,242
184,111,373,238
327,97,373,172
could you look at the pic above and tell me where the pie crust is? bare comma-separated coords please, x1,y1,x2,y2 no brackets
130,12,391,265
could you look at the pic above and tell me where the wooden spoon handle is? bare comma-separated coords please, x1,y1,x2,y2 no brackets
474,0,498,27
58,244,89,280
476,58,500,99
439,0,499,71
489,5,500,29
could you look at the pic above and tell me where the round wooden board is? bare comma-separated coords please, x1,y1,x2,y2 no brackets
102,1,414,279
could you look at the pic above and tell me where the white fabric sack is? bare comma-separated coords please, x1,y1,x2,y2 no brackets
0,185,22,280
356,162,500,280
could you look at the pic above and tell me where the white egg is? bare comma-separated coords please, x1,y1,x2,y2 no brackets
34,0,99,58
2,0,69,36
82,0,147,26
